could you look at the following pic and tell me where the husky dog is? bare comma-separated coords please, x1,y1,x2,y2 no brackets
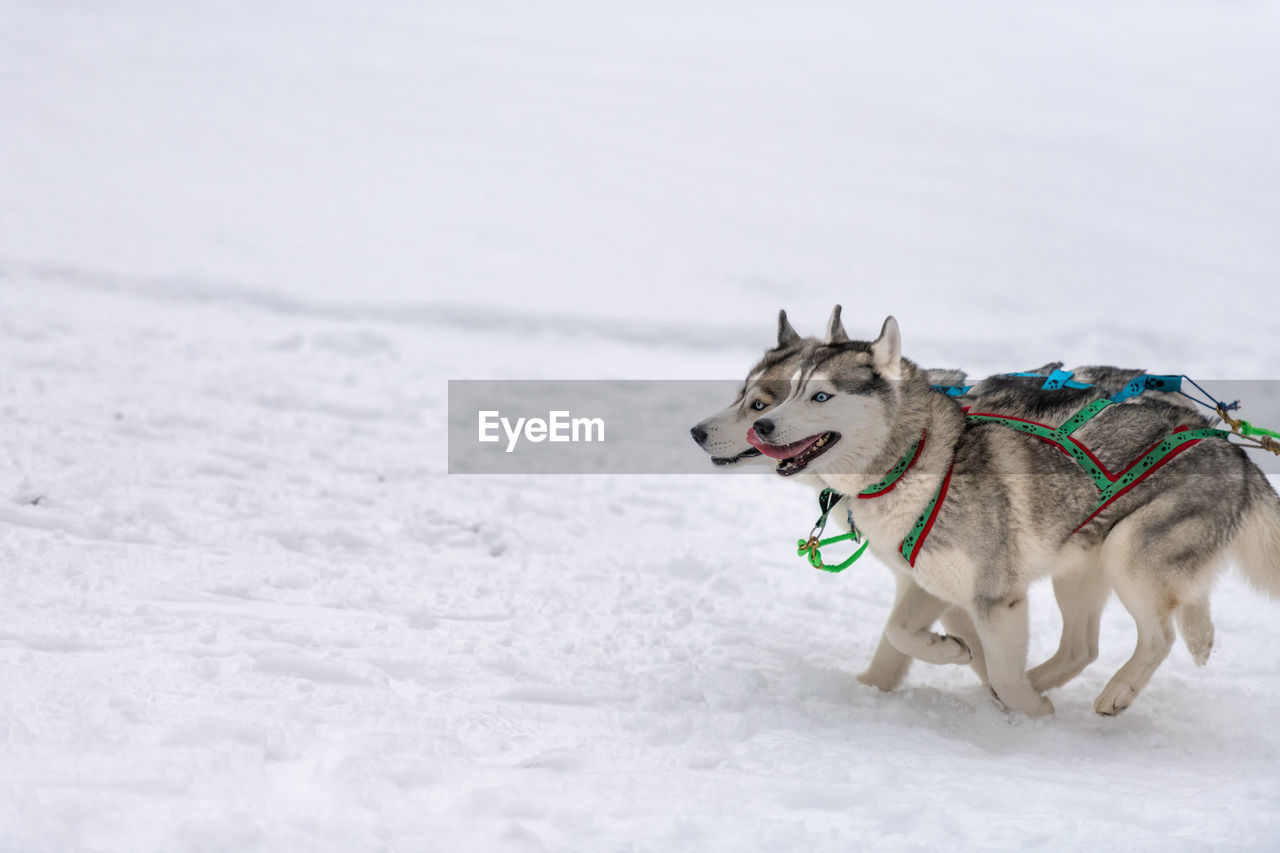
691,311,989,686
749,308,1280,716
688,310,808,468
959,363,1208,693
690,311,1208,698
692,311,964,469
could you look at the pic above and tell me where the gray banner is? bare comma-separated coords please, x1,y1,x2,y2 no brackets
448,379,1280,476
448,380,727,474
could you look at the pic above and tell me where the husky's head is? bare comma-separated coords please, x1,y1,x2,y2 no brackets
689,310,818,466
746,307,905,478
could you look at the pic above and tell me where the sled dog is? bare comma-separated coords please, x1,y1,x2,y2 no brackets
745,308,1280,715
691,312,1208,700
690,312,986,686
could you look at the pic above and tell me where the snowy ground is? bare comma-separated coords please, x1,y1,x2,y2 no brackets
4,1,1280,850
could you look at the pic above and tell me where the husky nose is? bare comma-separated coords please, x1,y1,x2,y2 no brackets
753,418,774,438
690,425,708,445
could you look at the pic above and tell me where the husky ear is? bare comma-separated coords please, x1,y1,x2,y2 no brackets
824,305,849,345
776,309,801,348
872,315,901,379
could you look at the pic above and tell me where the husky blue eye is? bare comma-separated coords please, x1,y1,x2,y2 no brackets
751,400,766,411
813,392,832,403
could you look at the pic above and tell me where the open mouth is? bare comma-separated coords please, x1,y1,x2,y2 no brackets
711,447,762,466
745,429,841,476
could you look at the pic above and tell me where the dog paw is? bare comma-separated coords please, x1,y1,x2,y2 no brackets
1010,693,1055,718
935,634,973,666
856,668,899,692
1093,682,1138,716
1028,694,1055,718
1187,641,1213,668
1027,663,1056,694
1028,658,1074,693
1183,629,1214,668
990,686,1054,717
1028,648,1096,692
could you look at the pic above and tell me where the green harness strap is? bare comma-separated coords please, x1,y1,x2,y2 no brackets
1095,426,1229,503
913,403,1230,560
898,462,954,567
967,400,1232,505
965,398,1113,491
856,432,926,497
962,399,1232,541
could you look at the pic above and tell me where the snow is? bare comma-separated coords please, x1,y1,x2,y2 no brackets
3,1,1280,849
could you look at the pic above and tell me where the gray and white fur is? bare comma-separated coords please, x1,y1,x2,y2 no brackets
690,310,990,686
691,311,1208,701
754,309,1280,716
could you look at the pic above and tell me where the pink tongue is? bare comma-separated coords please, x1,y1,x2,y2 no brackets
746,428,822,460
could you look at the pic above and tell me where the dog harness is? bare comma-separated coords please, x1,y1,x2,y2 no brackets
961,400,1229,546
798,369,1280,574
900,400,1231,566
802,400,1231,572
795,431,926,572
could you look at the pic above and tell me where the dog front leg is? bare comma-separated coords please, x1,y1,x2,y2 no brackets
939,607,988,685
859,574,972,695
857,573,917,691
884,579,972,666
973,593,1054,717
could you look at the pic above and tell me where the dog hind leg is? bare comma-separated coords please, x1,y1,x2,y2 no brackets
1029,558,1110,691
1093,573,1176,716
1094,493,1231,715
1176,595,1214,667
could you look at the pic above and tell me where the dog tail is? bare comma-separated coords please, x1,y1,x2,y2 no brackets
1231,470,1280,599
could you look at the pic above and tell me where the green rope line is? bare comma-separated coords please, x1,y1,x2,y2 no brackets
796,489,871,572
796,529,870,573
1238,419,1280,440
1216,404,1280,455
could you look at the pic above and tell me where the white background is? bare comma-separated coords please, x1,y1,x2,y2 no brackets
3,1,1279,849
